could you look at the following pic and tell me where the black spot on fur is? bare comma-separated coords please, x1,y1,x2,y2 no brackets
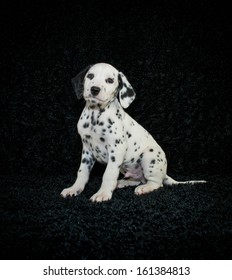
120,87,135,99
82,158,89,164
100,137,105,142
91,112,97,126
150,159,156,164
95,146,101,153
126,132,132,138
149,149,154,152
83,122,89,128
108,118,114,125
116,109,122,119
111,156,115,162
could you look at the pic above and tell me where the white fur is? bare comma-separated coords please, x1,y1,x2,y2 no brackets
61,63,206,202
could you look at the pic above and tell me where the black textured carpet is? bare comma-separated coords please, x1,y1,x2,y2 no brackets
0,175,231,259
1,0,231,259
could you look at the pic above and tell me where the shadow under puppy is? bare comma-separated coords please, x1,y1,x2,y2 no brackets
61,63,206,202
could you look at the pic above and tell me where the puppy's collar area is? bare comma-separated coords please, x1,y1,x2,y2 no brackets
85,96,117,110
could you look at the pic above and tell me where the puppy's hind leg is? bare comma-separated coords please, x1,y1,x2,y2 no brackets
135,181,162,195
134,147,166,195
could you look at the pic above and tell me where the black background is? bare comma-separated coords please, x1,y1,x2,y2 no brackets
0,0,231,259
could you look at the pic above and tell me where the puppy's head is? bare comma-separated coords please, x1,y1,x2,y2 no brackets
72,63,136,108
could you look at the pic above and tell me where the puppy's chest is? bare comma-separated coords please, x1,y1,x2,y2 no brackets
78,107,122,162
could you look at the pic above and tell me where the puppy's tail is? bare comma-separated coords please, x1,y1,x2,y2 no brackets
163,175,206,186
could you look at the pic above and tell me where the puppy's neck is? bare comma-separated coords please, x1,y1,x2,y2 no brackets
85,96,119,111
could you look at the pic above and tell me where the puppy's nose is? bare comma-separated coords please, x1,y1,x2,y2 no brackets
91,86,100,96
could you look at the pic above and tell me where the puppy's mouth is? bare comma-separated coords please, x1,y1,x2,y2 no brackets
84,95,108,104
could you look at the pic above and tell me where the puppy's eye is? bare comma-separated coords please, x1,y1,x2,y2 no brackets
106,78,114,84
87,73,94,80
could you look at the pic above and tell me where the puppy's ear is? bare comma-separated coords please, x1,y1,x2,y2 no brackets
118,72,136,108
71,65,92,99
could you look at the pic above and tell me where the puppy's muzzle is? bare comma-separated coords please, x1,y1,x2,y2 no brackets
91,86,101,96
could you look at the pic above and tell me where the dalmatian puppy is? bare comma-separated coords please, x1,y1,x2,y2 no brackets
61,63,206,202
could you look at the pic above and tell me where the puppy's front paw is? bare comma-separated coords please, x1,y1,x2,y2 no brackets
90,190,112,202
60,186,83,198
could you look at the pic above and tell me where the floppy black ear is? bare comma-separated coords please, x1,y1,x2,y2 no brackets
71,65,92,99
118,72,136,108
